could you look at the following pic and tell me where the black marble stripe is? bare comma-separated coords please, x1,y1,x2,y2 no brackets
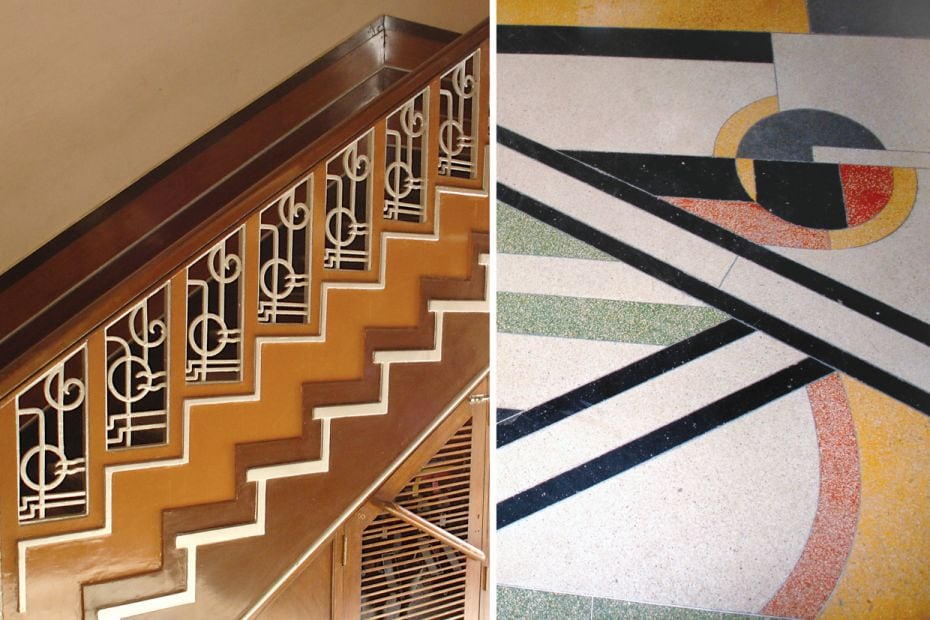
496,183,930,414
499,127,930,348
565,151,753,201
497,319,754,447
497,408,521,424
498,25,774,62
497,357,832,529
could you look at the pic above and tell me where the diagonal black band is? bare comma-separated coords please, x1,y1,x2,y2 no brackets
497,357,832,529
498,126,930,349
497,25,774,63
497,319,754,447
496,183,930,414
496,408,522,424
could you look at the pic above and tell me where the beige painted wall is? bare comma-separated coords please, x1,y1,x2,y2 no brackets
0,0,487,275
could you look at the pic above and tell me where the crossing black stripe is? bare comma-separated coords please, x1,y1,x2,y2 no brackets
497,183,930,414
497,319,754,447
497,357,832,529
497,408,521,424
498,126,930,348
498,25,774,63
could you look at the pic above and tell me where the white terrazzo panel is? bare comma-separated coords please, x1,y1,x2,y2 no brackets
496,333,661,411
497,389,819,614
498,54,775,155
497,253,704,306
720,257,930,391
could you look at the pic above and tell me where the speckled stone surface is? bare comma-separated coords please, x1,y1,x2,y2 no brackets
497,292,727,345
498,586,592,619
498,202,613,260
495,2,930,618
498,253,702,306
497,587,780,620
496,334,660,410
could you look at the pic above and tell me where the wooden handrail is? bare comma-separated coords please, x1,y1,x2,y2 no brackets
0,18,489,400
374,499,487,563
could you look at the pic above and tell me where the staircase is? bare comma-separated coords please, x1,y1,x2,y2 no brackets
0,18,489,619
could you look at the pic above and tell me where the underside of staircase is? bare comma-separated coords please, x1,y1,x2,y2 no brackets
0,16,489,619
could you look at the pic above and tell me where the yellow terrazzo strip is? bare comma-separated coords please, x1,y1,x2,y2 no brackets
498,0,809,33
829,167,918,249
819,377,930,618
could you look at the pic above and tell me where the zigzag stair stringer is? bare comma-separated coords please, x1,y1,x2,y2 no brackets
14,171,488,617
95,255,489,619
79,231,489,615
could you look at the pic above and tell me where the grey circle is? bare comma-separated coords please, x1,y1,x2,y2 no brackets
737,109,884,162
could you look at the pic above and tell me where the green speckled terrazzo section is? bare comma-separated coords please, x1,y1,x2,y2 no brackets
591,598,768,619
497,586,591,619
498,202,614,260
497,292,728,345
497,586,776,619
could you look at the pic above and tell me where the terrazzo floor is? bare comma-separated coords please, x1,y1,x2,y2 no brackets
494,1,930,618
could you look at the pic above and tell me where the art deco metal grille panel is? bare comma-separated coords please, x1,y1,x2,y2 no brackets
259,174,313,323
384,89,429,223
359,419,474,619
325,131,373,271
16,346,88,524
438,51,479,180
185,228,244,382
104,285,168,449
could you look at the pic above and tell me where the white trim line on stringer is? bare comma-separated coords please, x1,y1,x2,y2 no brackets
98,254,489,619
98,264,489,618
245,367,489,618
106,367,490,620
16,154,489,615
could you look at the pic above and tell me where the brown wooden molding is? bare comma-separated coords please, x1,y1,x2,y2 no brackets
0,17,488,401
81,234,488,615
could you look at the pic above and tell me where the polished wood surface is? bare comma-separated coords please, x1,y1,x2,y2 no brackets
256,377,488,619
343,379,489,620
0,18,488,401
131,315,489,618
80,230,488,615
254,536,337,620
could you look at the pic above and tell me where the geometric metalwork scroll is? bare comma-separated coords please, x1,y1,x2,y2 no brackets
438,50,479,180
384,89,428,223
17,346,88,524
259,174,312,323
185,227,243,382
324,130,373,271
105,285,168,449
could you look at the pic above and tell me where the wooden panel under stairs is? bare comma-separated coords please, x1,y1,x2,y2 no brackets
257,380,489,620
